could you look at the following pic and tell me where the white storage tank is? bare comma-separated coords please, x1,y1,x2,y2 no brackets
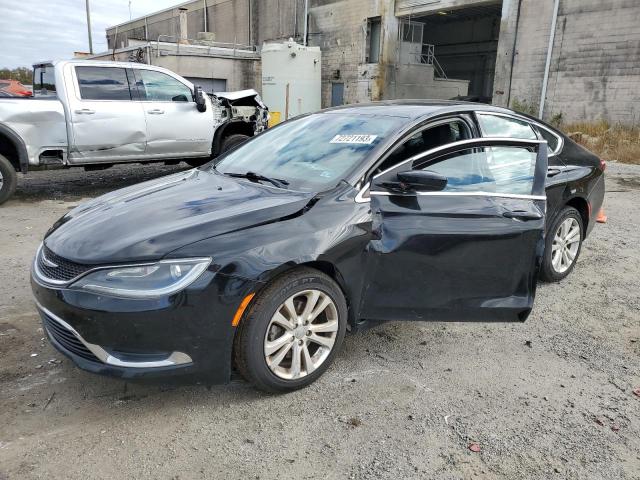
261,39,321,123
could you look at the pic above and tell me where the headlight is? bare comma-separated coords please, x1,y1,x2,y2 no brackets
71,258,211,299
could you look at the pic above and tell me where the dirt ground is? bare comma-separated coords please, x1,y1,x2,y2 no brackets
0,163,639,480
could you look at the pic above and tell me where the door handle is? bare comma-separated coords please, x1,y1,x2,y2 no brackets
74,108,95,115
547,167,563,177
147,109,165,114
503,210,543,221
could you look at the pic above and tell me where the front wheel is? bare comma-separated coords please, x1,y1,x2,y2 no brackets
233,268,347,392
221,133,250,153
0,154,18,205
540,206,584,282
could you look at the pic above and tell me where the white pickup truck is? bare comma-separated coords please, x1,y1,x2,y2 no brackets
0,60,269,204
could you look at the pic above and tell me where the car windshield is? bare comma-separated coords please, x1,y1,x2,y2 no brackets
215,113,406,191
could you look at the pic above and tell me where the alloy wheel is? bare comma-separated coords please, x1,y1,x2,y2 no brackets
551,217,581,274
0,169,4,190
264,289,339,380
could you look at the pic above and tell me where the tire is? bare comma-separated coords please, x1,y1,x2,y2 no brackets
233,267,347,393
0,154,17,206
540,206,584,282
221,134,250,153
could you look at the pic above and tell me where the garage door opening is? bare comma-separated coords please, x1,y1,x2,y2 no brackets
402,2,502,102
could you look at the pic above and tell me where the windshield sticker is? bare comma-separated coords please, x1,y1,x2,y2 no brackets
330,134,378,145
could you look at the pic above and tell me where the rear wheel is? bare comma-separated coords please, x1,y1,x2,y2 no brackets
0,154,17,205
540,206,583,282
234,268,347,392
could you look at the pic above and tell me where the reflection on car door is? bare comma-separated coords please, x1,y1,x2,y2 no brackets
132,69,213,158
68,66,147,162
360,138,548,322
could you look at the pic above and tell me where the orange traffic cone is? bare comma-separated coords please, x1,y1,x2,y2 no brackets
596,208,607,223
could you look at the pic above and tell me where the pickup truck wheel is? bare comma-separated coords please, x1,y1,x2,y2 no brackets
0,154,17,206
221,134,250,153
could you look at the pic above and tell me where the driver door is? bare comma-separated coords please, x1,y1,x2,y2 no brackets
359,138,548,322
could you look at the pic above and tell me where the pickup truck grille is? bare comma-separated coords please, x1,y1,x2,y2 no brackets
37,245,92,283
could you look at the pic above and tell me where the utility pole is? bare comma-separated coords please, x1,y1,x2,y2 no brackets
85,0,94,54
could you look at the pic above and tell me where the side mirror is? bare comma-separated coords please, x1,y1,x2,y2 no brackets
194,86,207,112
395,170,447,192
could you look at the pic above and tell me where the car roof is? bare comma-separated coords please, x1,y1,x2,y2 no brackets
320,100,521,121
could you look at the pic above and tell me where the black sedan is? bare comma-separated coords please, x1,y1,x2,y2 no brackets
32,101,605,392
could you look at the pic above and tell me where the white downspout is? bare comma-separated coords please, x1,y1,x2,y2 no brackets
303,0,309,46
539,0,560,118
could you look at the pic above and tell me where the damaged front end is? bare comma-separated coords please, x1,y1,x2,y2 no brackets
209,89,269,135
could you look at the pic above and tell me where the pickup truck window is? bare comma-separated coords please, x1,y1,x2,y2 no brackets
33,65,57,98
134,70,192,102
76,66,132,101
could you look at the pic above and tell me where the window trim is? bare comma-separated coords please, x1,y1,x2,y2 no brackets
73,65,134,102
365,115,475,181
365,17,382,64
367,137,547,200
474,111,564,157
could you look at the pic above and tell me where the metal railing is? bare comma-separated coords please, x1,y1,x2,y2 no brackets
411,44,448,79
155,34,256,58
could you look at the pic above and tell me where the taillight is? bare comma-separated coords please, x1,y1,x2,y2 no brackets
599,158,607,171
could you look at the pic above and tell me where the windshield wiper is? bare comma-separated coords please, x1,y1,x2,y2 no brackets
224,171,290,189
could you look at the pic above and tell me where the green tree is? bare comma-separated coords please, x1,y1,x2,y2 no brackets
0,67,32,84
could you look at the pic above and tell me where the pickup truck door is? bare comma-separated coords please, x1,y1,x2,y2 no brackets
131,69,213,158
67,65,147,162
359,138,548,323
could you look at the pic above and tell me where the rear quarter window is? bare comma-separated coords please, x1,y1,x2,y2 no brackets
535,126,561,154
33,65,57,98
477,114,537,140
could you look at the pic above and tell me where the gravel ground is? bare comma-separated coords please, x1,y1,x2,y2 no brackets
0,162,639,480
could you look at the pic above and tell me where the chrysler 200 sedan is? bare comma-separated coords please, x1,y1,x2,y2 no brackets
32,101,605,392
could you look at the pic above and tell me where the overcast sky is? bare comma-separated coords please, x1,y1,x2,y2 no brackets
0,0,182,69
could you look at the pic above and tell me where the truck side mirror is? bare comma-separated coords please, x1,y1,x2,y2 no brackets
194,86,207,112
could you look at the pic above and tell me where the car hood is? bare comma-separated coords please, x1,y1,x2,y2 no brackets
44,169,315,264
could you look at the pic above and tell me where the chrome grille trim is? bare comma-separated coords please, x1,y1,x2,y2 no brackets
33,243,92,286
37,303,193,368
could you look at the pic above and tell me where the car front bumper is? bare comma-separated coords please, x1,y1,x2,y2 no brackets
31,270,259,384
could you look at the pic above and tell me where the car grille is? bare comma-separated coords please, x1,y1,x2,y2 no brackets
37,245,92,283
41,312,101,363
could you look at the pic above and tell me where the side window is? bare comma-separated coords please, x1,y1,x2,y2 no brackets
418,146,537,195
534,126,560,153
377,120,471,173
366,17,382,63
134,70,192,102
76,66,131,101
477,114,537,140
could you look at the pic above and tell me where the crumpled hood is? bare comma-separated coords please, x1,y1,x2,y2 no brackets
44,169,314,264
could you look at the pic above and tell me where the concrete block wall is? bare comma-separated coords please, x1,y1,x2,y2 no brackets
495,0,640,124
106,0,252,48
308,0,391,107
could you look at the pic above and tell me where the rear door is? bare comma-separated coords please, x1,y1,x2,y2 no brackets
132,68,213,158
67,65,147,162
360,138,548,322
